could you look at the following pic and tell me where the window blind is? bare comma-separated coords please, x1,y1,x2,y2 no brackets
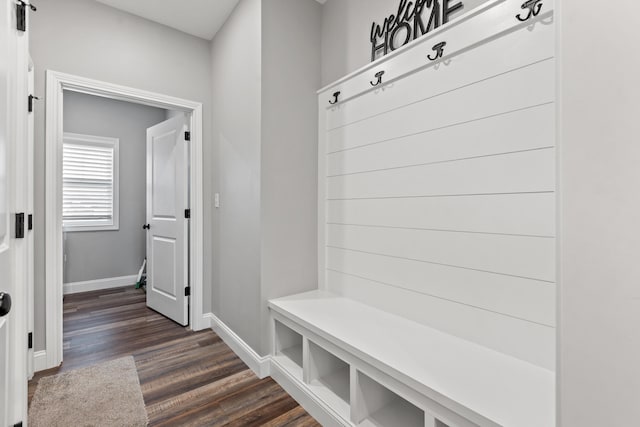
63,137,117,226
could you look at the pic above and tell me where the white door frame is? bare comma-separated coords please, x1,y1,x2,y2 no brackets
44,70,205,370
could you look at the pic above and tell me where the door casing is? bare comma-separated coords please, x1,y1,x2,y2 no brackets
43,70,205,370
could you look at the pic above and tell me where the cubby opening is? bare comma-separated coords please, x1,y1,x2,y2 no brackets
274,320,304,377
307,341,351,417
426,415,451,427
354,371,425,427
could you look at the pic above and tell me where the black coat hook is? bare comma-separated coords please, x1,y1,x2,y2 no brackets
427,42,447,61
18,0,36,11
28,94,40,112
370,71,385,87
329,91,341,105
516,0,543,22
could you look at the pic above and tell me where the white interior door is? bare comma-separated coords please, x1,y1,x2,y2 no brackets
0,0,13,424
146,115,189,326
26,58,34,379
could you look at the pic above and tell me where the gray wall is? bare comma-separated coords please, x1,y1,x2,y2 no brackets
30,0,213,351
210,0,263,353
260,0,321,354
210,0,321,356
62,92,166,284
558,0,640,425
320,0,491,86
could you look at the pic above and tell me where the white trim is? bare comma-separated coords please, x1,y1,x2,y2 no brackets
204,311,348,425
63,275,138,295
33,351,48,373
205,313,271,379
62,132,120,232
44,70,206,371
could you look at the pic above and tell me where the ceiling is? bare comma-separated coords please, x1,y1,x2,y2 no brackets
95,0,327,41
94,0,241,40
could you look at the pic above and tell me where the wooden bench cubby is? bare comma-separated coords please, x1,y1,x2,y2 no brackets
273,320,304,379
306,340,351,419
353,370,428,427
271,308,449,427
269,291,554,427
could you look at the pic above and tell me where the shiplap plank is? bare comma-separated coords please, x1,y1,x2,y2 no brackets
326,192,555,237
327,59,555,154
326,247,555,326
327,148,555,200
326,18,554,130
326,224,555,282
325,270,555,370
327,103,555,177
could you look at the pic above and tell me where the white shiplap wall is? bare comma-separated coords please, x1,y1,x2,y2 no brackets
318,0,556,370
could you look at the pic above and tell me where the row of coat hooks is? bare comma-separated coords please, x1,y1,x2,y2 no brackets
329,0,544,106
328,40,447,105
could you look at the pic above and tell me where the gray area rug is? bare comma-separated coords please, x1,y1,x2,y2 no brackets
29,356,148,427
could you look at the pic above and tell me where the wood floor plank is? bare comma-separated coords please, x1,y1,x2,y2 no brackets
28,286,320,426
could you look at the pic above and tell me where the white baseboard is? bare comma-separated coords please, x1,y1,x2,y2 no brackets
204,313,271,379
34,350,48,373
63,274,138,295
186,313,344,425
200,313,213,329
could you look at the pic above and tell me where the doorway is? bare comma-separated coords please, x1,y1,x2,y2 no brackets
61,92,192,321
42,71,205,371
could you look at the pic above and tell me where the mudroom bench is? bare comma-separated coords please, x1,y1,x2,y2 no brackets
269,291,554,427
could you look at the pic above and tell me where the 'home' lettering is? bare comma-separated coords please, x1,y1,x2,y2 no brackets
370,0,464,62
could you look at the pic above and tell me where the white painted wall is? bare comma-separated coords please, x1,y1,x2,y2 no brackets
210,0,321,356
557,0,640,425
260,0,322,354
63,92,166,284
210,0,263,353
320,0,493,86
30,0,212,351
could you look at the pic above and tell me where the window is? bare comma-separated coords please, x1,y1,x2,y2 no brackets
62,133,119,232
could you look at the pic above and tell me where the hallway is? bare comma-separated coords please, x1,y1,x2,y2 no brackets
28,287,319,426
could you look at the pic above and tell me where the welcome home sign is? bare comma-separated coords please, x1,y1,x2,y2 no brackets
370,0,464,61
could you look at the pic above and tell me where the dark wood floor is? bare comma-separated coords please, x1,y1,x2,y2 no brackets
29,287,319,426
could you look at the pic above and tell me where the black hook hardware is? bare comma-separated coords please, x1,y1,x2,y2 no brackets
28,94,39,113
427,42,447,61
329,91,341,105
18,0,36,11
370,71,385,87
516,0,543,22
0,292,12,317
16,0,36,32
143,224,151,230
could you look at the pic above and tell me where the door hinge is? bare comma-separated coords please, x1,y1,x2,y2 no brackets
184,209,191,219
16,1,36,32
185,286,191,297
15,213,25,239
28,332,33,349
28,214,33,231
184,131,191,141
28,94,39,112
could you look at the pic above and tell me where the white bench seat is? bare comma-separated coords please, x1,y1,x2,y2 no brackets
269,290,555,427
